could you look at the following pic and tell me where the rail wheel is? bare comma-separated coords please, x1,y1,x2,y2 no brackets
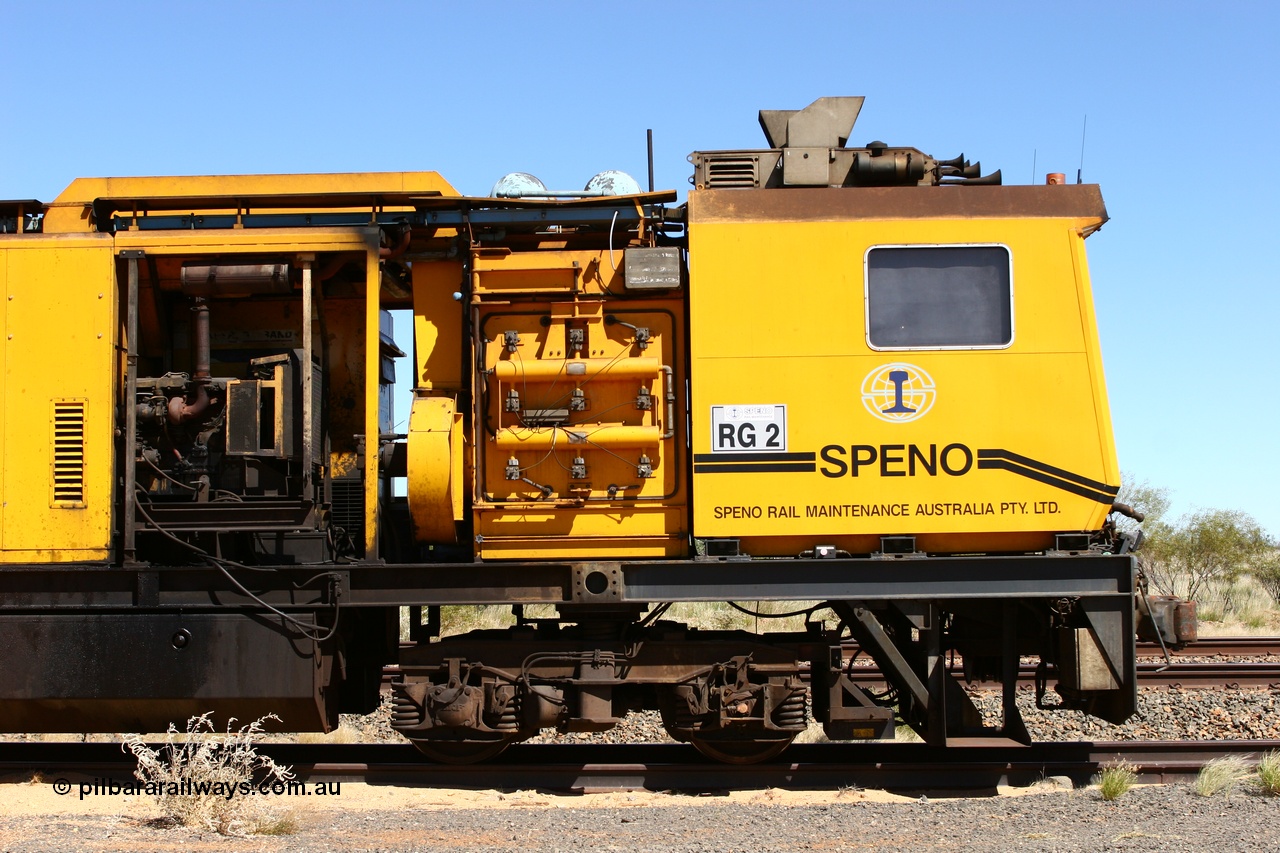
409,738,514,765
688,734,795,765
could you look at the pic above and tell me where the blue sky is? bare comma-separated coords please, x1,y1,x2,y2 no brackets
3,1,1276,533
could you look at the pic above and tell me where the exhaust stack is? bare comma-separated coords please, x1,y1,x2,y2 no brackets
691,97,1003,190
759,96,865,149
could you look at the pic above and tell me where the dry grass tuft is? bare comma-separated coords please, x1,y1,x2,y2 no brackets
124,713,296,836
893,723,921,743
296,722,360,745
1093,760,1139,801
1257,750,1280,795
793,720,830,744
1194,755,1251,798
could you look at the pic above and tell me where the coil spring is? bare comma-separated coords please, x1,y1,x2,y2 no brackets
389,686,422,728
772,687,808,731
487,688,523,732
664,687,703,732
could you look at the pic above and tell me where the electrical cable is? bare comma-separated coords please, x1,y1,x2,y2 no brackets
141,455,198,492
607,210,619,271
726,601,824,620
131,492,341,642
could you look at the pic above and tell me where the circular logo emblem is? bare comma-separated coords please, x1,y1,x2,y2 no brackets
861,363,936,423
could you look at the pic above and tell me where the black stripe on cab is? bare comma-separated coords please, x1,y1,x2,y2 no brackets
976,449,1119,495
694,452,816,463
694,462,817,474
977,457,1117,505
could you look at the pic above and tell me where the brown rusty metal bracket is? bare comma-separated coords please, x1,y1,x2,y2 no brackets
572,562,623,603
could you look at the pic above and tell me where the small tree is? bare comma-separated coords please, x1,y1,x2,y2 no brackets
1143,509,1273,601
1113,475,1172,539
1250,549,1280,603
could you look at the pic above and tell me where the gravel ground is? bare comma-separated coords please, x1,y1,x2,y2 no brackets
971,687,1280,742
3,783,1280,852
523,685,1280,746
18,688,1280,747
8,658,1280,850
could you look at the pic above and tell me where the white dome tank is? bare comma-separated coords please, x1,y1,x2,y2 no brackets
584,170,642,196
490,172,547,198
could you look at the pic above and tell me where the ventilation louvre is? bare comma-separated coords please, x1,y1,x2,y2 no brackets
52,400,86,506
329,479,364,544
705,155,760,188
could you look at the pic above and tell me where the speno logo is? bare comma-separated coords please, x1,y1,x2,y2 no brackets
861,363,936,423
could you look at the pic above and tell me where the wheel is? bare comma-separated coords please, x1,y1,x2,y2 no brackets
689,734,795,765
409,738,513,765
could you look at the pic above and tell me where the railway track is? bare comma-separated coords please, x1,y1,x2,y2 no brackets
2,740,1274,793
845,660,1280,691
858,637,1280,690
1138,637,1280,657
382,637,1280,692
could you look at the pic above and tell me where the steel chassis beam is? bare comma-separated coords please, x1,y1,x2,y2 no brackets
0,554,1133,611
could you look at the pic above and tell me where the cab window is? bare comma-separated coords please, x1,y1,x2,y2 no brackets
865,245,1012,349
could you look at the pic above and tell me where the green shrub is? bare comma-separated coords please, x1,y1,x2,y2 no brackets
1094,760,1138,801
1144,509,1273,601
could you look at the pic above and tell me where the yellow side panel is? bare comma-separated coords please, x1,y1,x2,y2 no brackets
412,261,465,391
45,172,458,233
475,507,688,559
466,246,688,560
691,219,1089,358
1,236,115,560
364,252,381,557
1069,229,1120,492
689,213,1118,554
408,394,464,543
0,254,5,546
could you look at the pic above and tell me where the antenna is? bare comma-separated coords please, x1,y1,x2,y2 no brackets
1031,149,1037,185
647,129,655,193
1077,115,1088,184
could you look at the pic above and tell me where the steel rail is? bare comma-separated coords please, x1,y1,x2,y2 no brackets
2,740,1273,793
1138,637,1280,658
839,661,1280,691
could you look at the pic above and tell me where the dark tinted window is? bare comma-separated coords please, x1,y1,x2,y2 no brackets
866,246,1012,348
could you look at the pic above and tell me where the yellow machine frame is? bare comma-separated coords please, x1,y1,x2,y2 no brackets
688,185,1117,555
0,172,456,563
